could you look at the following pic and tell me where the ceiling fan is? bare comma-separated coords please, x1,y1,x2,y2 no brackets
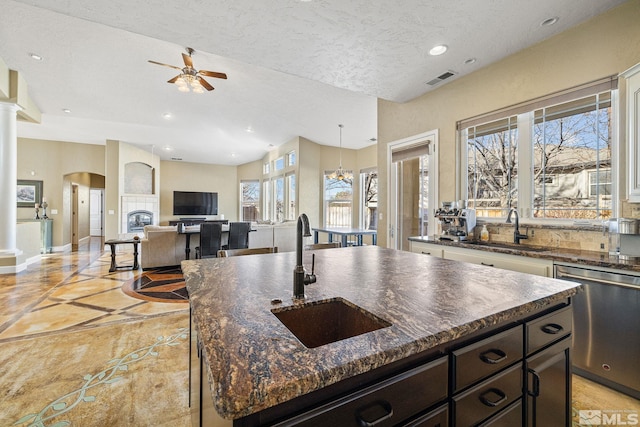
148,47,227,93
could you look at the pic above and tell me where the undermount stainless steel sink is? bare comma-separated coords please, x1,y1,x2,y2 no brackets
463,241,549,252
272,298,391,348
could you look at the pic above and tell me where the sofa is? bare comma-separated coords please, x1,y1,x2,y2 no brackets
140,225,199,269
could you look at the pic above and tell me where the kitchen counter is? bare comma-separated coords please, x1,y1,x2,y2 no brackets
408,235,640,273
183,245,580,422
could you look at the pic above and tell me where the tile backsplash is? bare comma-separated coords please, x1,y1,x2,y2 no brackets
476,222,609,252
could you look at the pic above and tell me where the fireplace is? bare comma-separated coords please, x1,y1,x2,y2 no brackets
127,210,153,232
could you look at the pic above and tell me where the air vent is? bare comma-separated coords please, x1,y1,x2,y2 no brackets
426,70,457,86
171,157,183,161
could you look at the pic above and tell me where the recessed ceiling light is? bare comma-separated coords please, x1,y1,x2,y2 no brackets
162,112,172,119
62,108,71,114
246,126,254,133
163,146,173,151
464,58,477,65
230,153,236,157
29,53,43,61
429,45,448,56
540,17,559,27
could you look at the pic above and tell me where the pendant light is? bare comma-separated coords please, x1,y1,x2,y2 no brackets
333,124,352,181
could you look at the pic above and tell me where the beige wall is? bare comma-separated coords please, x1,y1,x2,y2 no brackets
377,0,640,247
17,138,105,248
159,161,237,224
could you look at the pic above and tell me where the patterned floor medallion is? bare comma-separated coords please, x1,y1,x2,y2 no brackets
122,267,188,303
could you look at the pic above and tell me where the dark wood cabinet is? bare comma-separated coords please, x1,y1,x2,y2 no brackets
525,338,571,427
191,302,573,427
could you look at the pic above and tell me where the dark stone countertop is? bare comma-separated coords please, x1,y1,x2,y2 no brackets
183,246,580,420
408,236,640,273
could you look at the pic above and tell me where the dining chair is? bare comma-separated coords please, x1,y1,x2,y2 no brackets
226,221,251,250
304,242,342,250
195,222,223,259
217,247,278,257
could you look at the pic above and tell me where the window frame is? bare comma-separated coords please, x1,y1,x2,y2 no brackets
458,80,619,225
323,170,353,228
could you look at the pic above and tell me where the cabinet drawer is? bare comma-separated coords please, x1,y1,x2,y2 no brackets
452,325,523,392
453,363,522,427
404,403,448,427
478,399,522,427
279,356,448,427
526,305,572,355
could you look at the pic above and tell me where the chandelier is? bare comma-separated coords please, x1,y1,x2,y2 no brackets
331,124,353,181
174,68,205,94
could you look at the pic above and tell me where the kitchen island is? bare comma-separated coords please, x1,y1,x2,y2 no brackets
183,246,580,426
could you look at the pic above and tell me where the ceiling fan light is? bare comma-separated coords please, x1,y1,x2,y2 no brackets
193,85,204,94
177,84,190,92
175,76,187,87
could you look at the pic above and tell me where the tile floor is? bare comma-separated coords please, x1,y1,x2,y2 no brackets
0,237,637,426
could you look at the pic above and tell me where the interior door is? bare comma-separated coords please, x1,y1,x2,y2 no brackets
89,189,103,236
388,131,438,250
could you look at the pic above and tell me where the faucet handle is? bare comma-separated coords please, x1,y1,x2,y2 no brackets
305,254,317,286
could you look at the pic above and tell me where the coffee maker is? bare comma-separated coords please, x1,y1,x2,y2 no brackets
435,201,476,242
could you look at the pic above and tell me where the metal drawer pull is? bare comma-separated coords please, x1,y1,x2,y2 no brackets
541,323,563,334
480,262,495,267
356,400,394,426
479,388,507,407
479,348,507,364
421,251,431,255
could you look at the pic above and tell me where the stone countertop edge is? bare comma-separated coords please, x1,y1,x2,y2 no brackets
183,246,580,420
408,236,640,272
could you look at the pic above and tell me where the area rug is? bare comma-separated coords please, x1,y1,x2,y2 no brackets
122,267,188,303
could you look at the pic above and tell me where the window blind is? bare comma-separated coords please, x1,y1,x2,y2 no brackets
457,75,618,131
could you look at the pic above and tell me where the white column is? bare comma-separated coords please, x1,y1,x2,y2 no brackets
0,102,20,256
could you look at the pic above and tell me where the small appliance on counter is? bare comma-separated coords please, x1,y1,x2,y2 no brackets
608,217,640,260
434,201,476,242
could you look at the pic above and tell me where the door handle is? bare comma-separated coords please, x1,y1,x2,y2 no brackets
479,348,507,364
355,400,393,426
479,388,507,407
480,262,495,267
541,323,563,334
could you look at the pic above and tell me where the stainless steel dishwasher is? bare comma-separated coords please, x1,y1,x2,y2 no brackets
555,264,640,399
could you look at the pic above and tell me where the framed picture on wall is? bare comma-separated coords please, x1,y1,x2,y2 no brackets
17,180,43,208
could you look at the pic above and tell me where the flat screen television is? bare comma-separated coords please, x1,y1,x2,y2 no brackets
173,191,218,216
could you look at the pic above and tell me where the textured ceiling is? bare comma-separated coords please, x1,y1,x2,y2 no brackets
0,0,628,165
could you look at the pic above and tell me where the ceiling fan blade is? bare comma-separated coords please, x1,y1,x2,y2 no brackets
167,74,182,84
182,53,194,68
148,60,182,70
198,77,215,91
199,70,228,80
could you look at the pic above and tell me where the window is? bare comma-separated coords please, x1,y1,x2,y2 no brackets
287,151,296,166
324,172,352,227
240,181,260,222
274,177,284,222
360,169,378,230
262,180,272,221
286,173,296,220
263,162,270,175
465,116,518,218
274,157,285,171
461,78,616,221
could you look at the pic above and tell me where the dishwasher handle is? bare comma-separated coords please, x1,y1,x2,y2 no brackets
556,271,640,291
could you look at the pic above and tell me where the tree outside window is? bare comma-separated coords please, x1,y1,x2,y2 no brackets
465,90,613,221
324,173,352,227
240,180,260,221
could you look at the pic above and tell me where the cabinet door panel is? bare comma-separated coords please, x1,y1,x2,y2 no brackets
525,337,571,427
